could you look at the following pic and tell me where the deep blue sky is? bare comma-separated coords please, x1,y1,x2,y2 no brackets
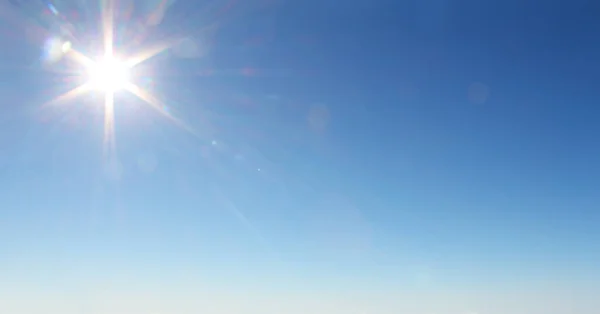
1,0,600,313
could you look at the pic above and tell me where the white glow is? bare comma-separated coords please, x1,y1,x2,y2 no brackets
61,41,72,53
87,56,130,92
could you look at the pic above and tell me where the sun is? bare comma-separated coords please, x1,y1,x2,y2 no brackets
87,55,131,92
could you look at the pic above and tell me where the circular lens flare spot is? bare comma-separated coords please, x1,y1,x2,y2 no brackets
61,41,72,53
88,57,130,92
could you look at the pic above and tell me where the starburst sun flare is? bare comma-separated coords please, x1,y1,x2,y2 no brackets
41,0,192,170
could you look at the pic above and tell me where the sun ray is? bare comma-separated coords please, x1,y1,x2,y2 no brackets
66,48,95,68
102,0,115,58
125,39,177,67
124,19,220,68
125,83,198,137
103,91,117,162
42,83,91,108
96,0,123,172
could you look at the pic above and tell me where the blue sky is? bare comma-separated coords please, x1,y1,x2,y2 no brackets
1,0,600,313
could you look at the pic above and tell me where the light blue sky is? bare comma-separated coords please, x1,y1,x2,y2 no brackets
1,0,600,313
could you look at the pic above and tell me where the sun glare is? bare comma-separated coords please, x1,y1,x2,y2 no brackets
87,56,131,92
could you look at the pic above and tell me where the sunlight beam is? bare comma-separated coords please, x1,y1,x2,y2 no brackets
66,48,95,68
103,91,117,160
125,40,177,67
42,84,91,108
102,0,115,58
125,83,197,136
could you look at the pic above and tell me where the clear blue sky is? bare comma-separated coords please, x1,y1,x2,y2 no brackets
1,0,600,313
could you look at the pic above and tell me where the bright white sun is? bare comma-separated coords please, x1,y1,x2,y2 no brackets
87,56,130,92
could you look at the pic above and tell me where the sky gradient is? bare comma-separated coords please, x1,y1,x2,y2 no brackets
1,0,600,313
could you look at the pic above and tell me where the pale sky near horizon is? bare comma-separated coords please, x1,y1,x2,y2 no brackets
2,0,600,313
